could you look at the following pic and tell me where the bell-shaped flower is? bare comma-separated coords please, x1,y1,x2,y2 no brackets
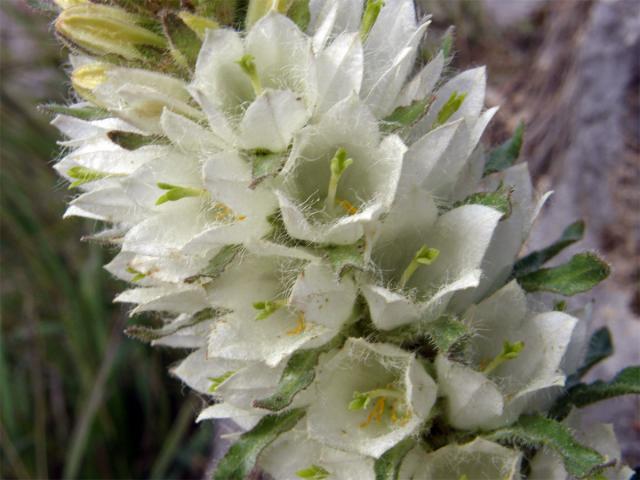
436,280,580,430
399,438,522,480
306,338,437,458
206,256,358,367
259,429,375,480
276,96,405,245
361,203,502,330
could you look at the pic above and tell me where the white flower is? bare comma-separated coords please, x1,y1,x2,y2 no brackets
399,438,522,480
306,338,437,457
436,280,579,430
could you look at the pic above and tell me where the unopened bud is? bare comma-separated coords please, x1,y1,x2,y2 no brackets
71,63,110,101
53,0,87,9
55,4,166,61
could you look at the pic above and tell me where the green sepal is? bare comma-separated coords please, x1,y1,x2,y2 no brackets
207,370,236,393
107,130,168,150
455,186,513,219
424,316,469,353
40,103,110,120
382,97,433,133
296,464,330,479
253,333,345,411
374,437,417,480
513,220,585,277
483,121,525,176
551,366,640,420
213,408,306,480
439,26,455,59
432,91,466,129
486,414,606,479
517,252,610,296
125,307,220,342
286,0,310,30
319,241,366,276
185,244,243,283
160,10,202,74
249,150,284,188
567,327,613,385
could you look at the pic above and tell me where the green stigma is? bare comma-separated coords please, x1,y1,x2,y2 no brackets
360,0,384,41
236,53,262,95
482,340,525,375
398,245,440,289
325,148,354,213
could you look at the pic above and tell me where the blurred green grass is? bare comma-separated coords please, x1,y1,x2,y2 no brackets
0,2,211,479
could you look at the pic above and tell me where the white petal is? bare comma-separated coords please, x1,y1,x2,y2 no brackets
361,284,420,330
395,51,444,108
160,109,226,153
239,90,309,152
171,348,244,395
115,284,209,315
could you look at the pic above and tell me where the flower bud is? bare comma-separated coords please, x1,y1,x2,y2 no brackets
53,0,87,9
71,63,110,101
55,4,166,61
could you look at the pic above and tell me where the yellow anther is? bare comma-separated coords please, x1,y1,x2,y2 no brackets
286,312,306,336
338,199,358,216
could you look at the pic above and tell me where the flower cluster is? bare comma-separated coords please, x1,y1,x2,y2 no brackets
48,0,636,478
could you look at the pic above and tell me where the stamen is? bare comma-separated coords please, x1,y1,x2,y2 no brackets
236,54,262,95
482,340,525,375
398,245,440,289
326,148,353,213
338,199,358,216
286,312,306,336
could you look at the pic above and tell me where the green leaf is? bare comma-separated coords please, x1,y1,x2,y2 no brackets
161,10,202,73
320,241,366,275
107,130,167,150
253,333,345,411
382,97,433,133
250,150,284,187
40,103,110,120
374,438,416,480
186,244,243,282
486,415,606,478
125,308,219,342
455,187,513,218
551,366,640,420
432,91,466,129
517,252,610,296
569,327,613,383
483,121,525,176
213,408,306,480
513,220,585,277
424,316,468,353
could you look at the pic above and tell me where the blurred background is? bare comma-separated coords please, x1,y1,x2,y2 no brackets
1,0,638,478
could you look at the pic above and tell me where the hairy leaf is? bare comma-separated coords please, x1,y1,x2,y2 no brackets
161,10,202,73
374,438,416,480
483,121,524,176
41,103,110,120
568,327,613,385
513,220,585,277
552,366,640,419
486,415,606,478
124,307,220,342
213,408,306,480
455,188,512,218
107,130,168,150
253,333,346,411
517,252,610,296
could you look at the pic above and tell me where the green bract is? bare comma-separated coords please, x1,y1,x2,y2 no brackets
48,0,635,478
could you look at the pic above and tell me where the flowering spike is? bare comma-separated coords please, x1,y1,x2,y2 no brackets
236,54,263,95
326,148,353,213
360,0,385,41
398,245,440,289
